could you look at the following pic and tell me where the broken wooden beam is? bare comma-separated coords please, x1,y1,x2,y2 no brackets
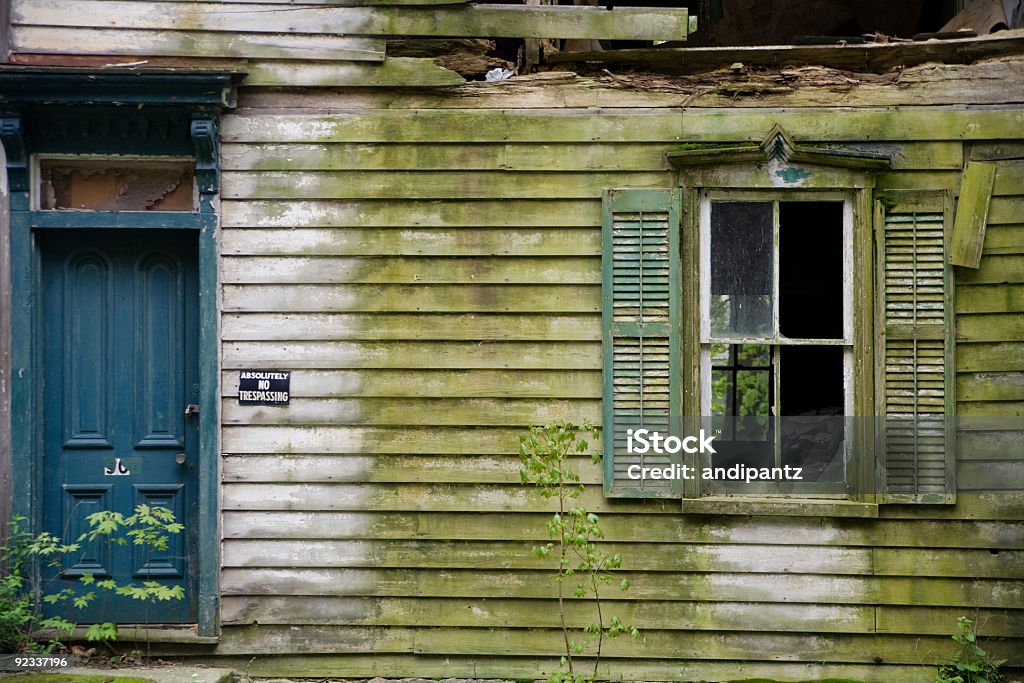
950,160,997,269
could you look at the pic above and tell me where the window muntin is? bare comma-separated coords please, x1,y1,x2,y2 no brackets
699,192,854,492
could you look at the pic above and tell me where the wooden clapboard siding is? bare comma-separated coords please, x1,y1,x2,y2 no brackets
222,313,600,341
955,159,1024,454
221,369,602,397
221,198,604,228
220,567,1024,608
221,108,1024,143
222,140,961,171
210,88,1024,677
221,256,600,283
222,170,672,200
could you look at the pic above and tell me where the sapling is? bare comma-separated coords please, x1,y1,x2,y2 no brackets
519,420,640,683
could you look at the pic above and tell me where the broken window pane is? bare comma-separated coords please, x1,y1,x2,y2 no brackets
779,201,844,339
39,160,196,211
711,343,772,442
779,345,845,482
710,201,773,338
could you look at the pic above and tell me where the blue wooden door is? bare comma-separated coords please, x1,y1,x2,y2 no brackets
41,229,199,624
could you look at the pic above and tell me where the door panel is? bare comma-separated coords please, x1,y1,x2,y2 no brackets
41,229,198,624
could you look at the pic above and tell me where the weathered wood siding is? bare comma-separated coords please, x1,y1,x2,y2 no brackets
6,0,1023,676
212,66,1024,681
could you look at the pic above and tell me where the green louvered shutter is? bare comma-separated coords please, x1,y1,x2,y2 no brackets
602,189,681,497
877,194,956,503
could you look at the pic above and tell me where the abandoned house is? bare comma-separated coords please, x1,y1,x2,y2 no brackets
0,0,1023,680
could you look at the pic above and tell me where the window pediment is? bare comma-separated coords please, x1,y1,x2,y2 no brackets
667,125,891,189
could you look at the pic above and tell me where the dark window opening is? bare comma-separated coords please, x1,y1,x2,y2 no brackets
707,199,847,484
779,201,844,340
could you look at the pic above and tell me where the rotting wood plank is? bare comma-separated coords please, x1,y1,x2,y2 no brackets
876,606,1024,637
221,423,592,455
219,566,1024,608
12,26,387,61
957,429,1024,458
218,508,1024,549
221,397,602,426
971,142,1024,161
951,161,997,268
222,340,602,369
221,454,601,485
18,1,692,41
220,368,602,398
222,142,668,172
956,256,1024,284
957,314,1024,342
221,312,600,341
957,342,1024,372
956,284,1024,313
959,460,1024,491
988,196,1024,224
220,228,601,257
983,224,1024,250
873,547,1024,578
993,161,1024,195
957,373,1024,402
221,141,962,172
546,30,1024,75
220,256,600,284
876,170,960,193
958,400,1024,417
211,624,1011,664
222,109,1024,144
221,170,672,200
232,58,1024,110
221,284,601,313
222,539,872,574
245,58,464,87
220,595,875,633
221,199,602,229
221,483,627,513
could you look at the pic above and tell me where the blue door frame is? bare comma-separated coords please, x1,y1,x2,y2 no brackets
0,77,232,637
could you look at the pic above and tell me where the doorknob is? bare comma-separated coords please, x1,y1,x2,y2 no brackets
184,404,200,415
175,453,187,465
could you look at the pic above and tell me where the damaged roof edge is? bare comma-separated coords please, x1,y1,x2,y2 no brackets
549,27,1024,74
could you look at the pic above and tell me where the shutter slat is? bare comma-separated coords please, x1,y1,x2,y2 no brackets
879,201,955,504
603,189,680,498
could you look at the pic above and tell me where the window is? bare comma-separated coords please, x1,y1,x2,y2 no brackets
700,195,853,494
36,158,196,211
601,126,956,510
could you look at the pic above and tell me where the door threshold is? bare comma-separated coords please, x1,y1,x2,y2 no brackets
61,626,218,645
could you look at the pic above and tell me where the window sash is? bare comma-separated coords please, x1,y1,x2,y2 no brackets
697,191,856,496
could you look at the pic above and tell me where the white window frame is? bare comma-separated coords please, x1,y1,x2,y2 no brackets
697,189,855,496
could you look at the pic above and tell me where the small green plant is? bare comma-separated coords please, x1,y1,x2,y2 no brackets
936,616,1006,683
0,504,184,653
519,420,641,683
0,517,81,652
